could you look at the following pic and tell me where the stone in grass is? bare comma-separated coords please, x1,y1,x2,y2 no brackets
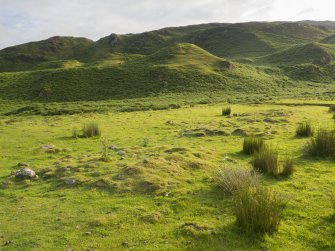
14,168,37,179
65,178,77,185
41,144,55,150
122,241,129,247
4,240,13,245
117,150,126,156
231,129,248,137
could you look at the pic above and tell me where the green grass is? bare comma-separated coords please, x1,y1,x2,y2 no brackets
243,136,266,154
296,121,313,137
251,148,279,176
233,186,287,233
1,102,335,250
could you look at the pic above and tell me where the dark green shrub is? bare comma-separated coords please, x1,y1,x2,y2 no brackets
233,186,287,233
329,105,335,113
222,107,231,116
216,164,260,195
83,123,101,138
251,148,279,175
243,136,266,155
281,157,294,177
305,129,335,157
296,121,313,137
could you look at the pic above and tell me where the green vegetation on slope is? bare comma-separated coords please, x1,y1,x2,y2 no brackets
0,36,94,72
260,42,335,65
0,43,292,102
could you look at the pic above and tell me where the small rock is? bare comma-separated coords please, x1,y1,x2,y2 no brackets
122,241,129,247
233,113,239,117
4,240,13,246
65,179,77,185
17,162,29,167
84,231,91,235
186,240,192,245
41,144,55,150
62,166,71,172
231,129,248,137
117,150,126,156
109,145,117,151
15,168,37,179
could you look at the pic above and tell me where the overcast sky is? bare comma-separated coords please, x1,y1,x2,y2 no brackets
0,0,334,49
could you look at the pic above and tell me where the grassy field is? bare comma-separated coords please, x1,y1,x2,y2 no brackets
1,102,334,250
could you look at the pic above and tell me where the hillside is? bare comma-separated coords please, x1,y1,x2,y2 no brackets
0,36,94,72
0,21,334,106
0,43,287,102
259,42,335,65
1,21,335,73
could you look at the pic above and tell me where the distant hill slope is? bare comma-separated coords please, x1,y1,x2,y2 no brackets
0,43,287,102
321,34,335,44
0,36,94,72
259,42,335,65
0,21,335,103
1,21,335,72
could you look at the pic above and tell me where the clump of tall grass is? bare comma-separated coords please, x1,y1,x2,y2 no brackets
100,138,110,162
281,157,294,177
143,137,150,147
296,121,313,138
216,164,260,195
304,129,335,157
243,136,266,154
233,186,287,233
83,123,101,138
329,105,335,113
222,107,231,116
251,148,279,175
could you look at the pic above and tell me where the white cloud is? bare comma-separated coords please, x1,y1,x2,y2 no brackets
0,0,333,49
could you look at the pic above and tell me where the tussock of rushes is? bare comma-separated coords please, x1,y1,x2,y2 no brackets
251,148,279,175
83,123,101,138
222,107,231,116
216,164,260,195
243,136,266,154
296,121,313,137
233,186,287,233
281,157,294,177
304,129,335,157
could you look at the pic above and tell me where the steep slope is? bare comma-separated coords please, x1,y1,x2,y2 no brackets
260,42,335,65
1,21,335,73
321,34,335,44
0,43,285,102
190,22,334,59
0,36,94,72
